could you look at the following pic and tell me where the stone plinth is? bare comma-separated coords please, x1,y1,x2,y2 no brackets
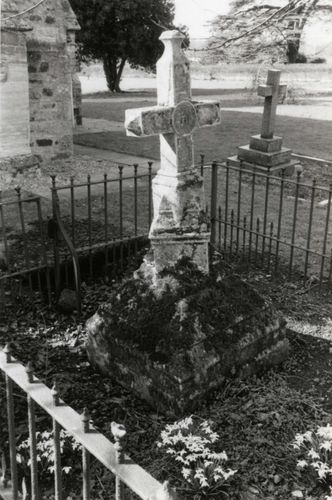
238,144,291,167
86,261,289,415
226,155,299,175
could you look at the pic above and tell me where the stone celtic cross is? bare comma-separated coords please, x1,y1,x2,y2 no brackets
258,69,286,139
125,30,221,274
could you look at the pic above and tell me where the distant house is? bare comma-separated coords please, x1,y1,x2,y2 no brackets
0,0,80,179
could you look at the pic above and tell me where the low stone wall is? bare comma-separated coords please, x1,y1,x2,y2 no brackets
0,154,41,189
191,62,332,93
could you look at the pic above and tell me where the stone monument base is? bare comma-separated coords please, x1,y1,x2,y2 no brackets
86,258,289,415
226,155,299,176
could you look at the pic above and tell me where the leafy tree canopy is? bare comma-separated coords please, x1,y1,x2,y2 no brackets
207,0,332,64
70,0,179,92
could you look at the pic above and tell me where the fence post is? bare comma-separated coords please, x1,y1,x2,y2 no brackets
111,422,126,500
210,161,218,249
50,175,61,300
26,362,39,500
148,161,153,227
81,408,91,500
200,153,205,177
4,343,18,500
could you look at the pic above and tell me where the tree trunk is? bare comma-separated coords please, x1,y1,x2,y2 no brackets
286,39,300,63
102,56,126,92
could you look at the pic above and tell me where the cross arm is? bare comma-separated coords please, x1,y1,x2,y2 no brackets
194,101,221,128
125,100,221,138
258,84,287,98
125,106,174,137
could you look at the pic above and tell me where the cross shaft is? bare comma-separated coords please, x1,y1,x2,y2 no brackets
257,69,287,139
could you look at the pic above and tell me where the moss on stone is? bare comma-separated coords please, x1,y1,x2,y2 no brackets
97,258,267,362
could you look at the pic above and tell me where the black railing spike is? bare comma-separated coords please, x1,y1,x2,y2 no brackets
3,343,12,363
81,407,90,433
51,380,60,406
50,175,57,188
25,361,34,383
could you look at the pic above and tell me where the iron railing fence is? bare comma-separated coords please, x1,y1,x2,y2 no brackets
0,189,53,311
0,161,154,310
202,158,332,287
0,345,176,500
1,154,332,312
50,162,154,298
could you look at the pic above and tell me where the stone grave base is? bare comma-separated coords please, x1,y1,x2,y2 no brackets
86,258,289,415
226,156,300,176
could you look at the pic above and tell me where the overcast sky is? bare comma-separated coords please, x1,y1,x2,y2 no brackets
174,0,230,39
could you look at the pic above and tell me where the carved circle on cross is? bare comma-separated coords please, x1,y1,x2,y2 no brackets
172,100,197,136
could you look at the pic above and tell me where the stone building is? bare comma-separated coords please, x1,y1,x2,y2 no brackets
0,0,80,181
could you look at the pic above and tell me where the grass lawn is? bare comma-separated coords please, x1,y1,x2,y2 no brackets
78,101,332,160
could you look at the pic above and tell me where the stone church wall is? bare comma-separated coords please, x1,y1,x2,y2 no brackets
25,0,79,164
0,30,31,158
0,0,80,179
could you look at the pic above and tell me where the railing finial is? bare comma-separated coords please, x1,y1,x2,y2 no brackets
81,407,90,433
149,480,177,500
51,380,60,406
25,361,34,383
111,421,126,464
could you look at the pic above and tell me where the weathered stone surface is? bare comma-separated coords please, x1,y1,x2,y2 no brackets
86,261,289,415
0,30,31,159
226,156,298,176
125,101,221,138
238,145,292,167
125,31,221,275
249,134,283,153
1,0,80,169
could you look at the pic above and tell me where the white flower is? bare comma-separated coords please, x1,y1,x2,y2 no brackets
304,431,313,441
181,467,191,480
320,441,332,451
308,448,320,460
318,425,332,441
209,451,228,461
194,468,209,488
297,460,308,468
312,461,330,479
222,468,237,480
